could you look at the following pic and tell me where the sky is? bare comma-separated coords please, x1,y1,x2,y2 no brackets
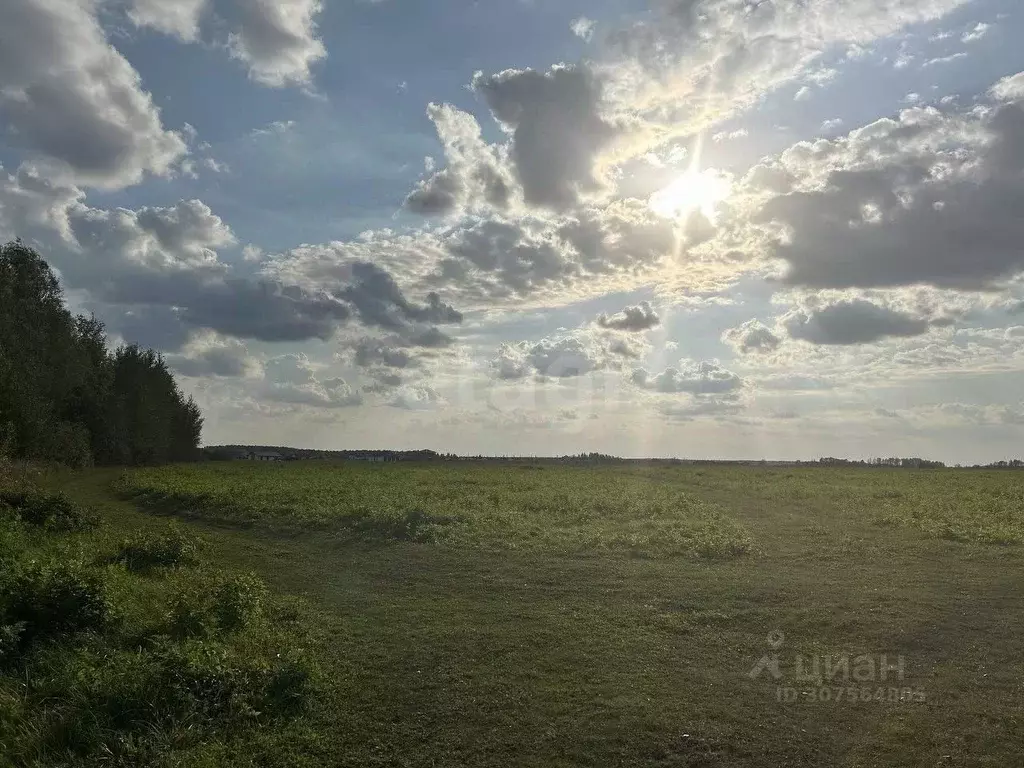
3,0,1024,462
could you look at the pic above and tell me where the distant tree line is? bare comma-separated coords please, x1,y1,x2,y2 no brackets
817,457,947,468
0,241,202,466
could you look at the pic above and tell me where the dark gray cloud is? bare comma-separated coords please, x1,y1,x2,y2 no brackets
783,300,931,345
34,208,464,363
0,0,186,188
433,200,675,302
597,301,660,331
338,261,462,331
52,199,466,351
471,64,619,210
759,99,1024,290
182,279,354,342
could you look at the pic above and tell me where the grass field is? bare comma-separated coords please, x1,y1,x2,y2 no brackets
5,461,1024,766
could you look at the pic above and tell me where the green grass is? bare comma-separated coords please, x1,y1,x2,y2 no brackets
5,461,1024,766
0,470,316,767
119,462,756,558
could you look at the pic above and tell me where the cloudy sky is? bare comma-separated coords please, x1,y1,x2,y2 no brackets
3,0,1024,462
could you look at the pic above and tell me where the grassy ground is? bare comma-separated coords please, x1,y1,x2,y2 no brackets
12,462,1024,766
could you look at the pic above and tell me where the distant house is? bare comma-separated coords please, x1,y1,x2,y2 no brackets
223,448,250,461
249,451,284,461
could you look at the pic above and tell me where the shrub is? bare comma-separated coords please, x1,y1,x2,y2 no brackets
153,640,312,722
168,586,214,639
212,573,268,633
0,491,99,532
1,559,111,655
264,655,313,717
168,572,268,638
0,518,25,564
114,525,202,571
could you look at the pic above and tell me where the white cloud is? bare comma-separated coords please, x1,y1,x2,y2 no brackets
261,354,362,408
67,199,235,283
991,73,1024,102
597,0,970,157
922,52,967,67
490,325,648,381
404,103,512,215
226,0,327,87
166,331,261,378
0,163,84,241
632,359,742,395
129,0,208,42
722,320,781,354
0,0,187,188
571,17,596,41
389,385,445,410
962,22,989,43
712,128,749,143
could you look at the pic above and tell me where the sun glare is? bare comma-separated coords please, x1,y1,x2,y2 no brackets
649,168,732,222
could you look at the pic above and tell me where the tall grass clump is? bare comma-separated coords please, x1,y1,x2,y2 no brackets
0,490,99,532
113,524,202,571
0,481,316,766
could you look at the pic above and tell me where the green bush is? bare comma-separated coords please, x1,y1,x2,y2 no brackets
13,639,310,762
1,559,111,655
114,525,202,571
0,517,25,565
264,654,312,717
212,573,268,633
168,572,269,638
0,491,99,532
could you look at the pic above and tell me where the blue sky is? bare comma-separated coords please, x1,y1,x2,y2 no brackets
3,0,1024,461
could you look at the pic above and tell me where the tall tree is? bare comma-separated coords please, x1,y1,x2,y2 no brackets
0,241,203,466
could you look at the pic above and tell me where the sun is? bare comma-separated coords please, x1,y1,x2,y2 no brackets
649,168,732,222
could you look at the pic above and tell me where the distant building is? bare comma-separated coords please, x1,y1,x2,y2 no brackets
223,448,250,461
249,451,284,461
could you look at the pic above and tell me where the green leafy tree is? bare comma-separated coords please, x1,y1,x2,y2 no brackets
0,241,203,466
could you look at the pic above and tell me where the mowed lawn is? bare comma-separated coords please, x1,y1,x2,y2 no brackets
46,463,1024,767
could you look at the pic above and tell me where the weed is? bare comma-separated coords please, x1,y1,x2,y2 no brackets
0,491,99,532
114,525,202,571
1,559,111,656
168,572,269,638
